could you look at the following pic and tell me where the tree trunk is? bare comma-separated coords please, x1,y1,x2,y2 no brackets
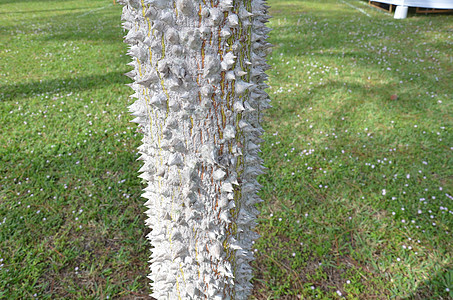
120,0,271,298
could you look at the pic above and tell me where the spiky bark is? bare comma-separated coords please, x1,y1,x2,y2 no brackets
120,0,271,298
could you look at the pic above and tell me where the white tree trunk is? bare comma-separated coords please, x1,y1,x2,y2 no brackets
120,0,271,298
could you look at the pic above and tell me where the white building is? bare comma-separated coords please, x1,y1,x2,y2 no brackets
370,0,453,18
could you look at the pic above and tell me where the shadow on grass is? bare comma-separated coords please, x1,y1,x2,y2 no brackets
0,0,74,4
404,267,453,299
0,71,130,102
0,6,123,43
0,7,93,14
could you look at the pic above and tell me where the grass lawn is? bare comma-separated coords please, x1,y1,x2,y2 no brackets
0,0,452,299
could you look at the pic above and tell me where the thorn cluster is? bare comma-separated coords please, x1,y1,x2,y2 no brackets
120,0,271,298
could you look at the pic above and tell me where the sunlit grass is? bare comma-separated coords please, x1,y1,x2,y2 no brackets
253,1,452,299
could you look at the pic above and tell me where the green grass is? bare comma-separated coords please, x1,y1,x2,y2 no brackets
0,0,452,299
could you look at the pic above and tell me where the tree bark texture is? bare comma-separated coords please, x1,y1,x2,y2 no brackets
120,0,271,298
